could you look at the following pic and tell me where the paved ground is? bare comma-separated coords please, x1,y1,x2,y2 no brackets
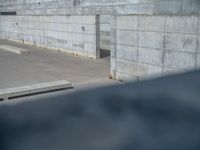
0,39,120,95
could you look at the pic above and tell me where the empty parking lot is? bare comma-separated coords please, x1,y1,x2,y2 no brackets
0,39,119,95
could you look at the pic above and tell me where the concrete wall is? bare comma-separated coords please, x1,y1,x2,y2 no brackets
111,15,200,81
0,0,200,16
0,15,99,59
0,0,153,15
100,15,111,50
1,0,200,81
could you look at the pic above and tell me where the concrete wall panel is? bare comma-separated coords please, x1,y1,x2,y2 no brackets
164,51,196,70
1,0,199,16
100,15,111,50
0,15,99,59
1,0,200,81
138,32,164,49
165,34,197,53
111,15,200,81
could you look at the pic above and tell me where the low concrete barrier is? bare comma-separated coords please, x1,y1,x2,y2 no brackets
0,45,30,54
0,80,72,101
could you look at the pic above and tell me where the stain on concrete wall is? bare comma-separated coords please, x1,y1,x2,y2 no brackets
111,15,200,81
100,15,111,51
0,0,200,81
1,0,200,15
0,15,99,59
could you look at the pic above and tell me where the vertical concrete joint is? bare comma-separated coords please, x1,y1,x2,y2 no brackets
162,16,167,74
136,15,140,80
195,15,200,70
111,15,117,79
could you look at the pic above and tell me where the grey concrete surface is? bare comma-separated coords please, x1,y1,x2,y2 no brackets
0,80,72,101
0,45,29,54
100,15,111,51
111,15,200,81
1,0,199,82
0,15,100,59
0,39,118,92
0,0,199,15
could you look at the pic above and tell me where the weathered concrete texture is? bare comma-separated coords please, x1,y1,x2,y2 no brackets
0,15,100,59
0,0,200,15
0,45,29,54
0,80,72,101
154,0,200,15
111,15,200,81
1,0,200,82
0,0,153,15
100,15,111,51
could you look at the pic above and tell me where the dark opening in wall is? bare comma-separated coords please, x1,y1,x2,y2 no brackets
0,12,16,15
74,0,80,7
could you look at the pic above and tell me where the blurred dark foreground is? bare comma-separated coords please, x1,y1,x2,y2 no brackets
0,71,200,150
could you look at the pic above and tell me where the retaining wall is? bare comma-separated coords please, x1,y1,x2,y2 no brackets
0,15,100,59
100,15,111,51
1,0,200,81
111,15,200,81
